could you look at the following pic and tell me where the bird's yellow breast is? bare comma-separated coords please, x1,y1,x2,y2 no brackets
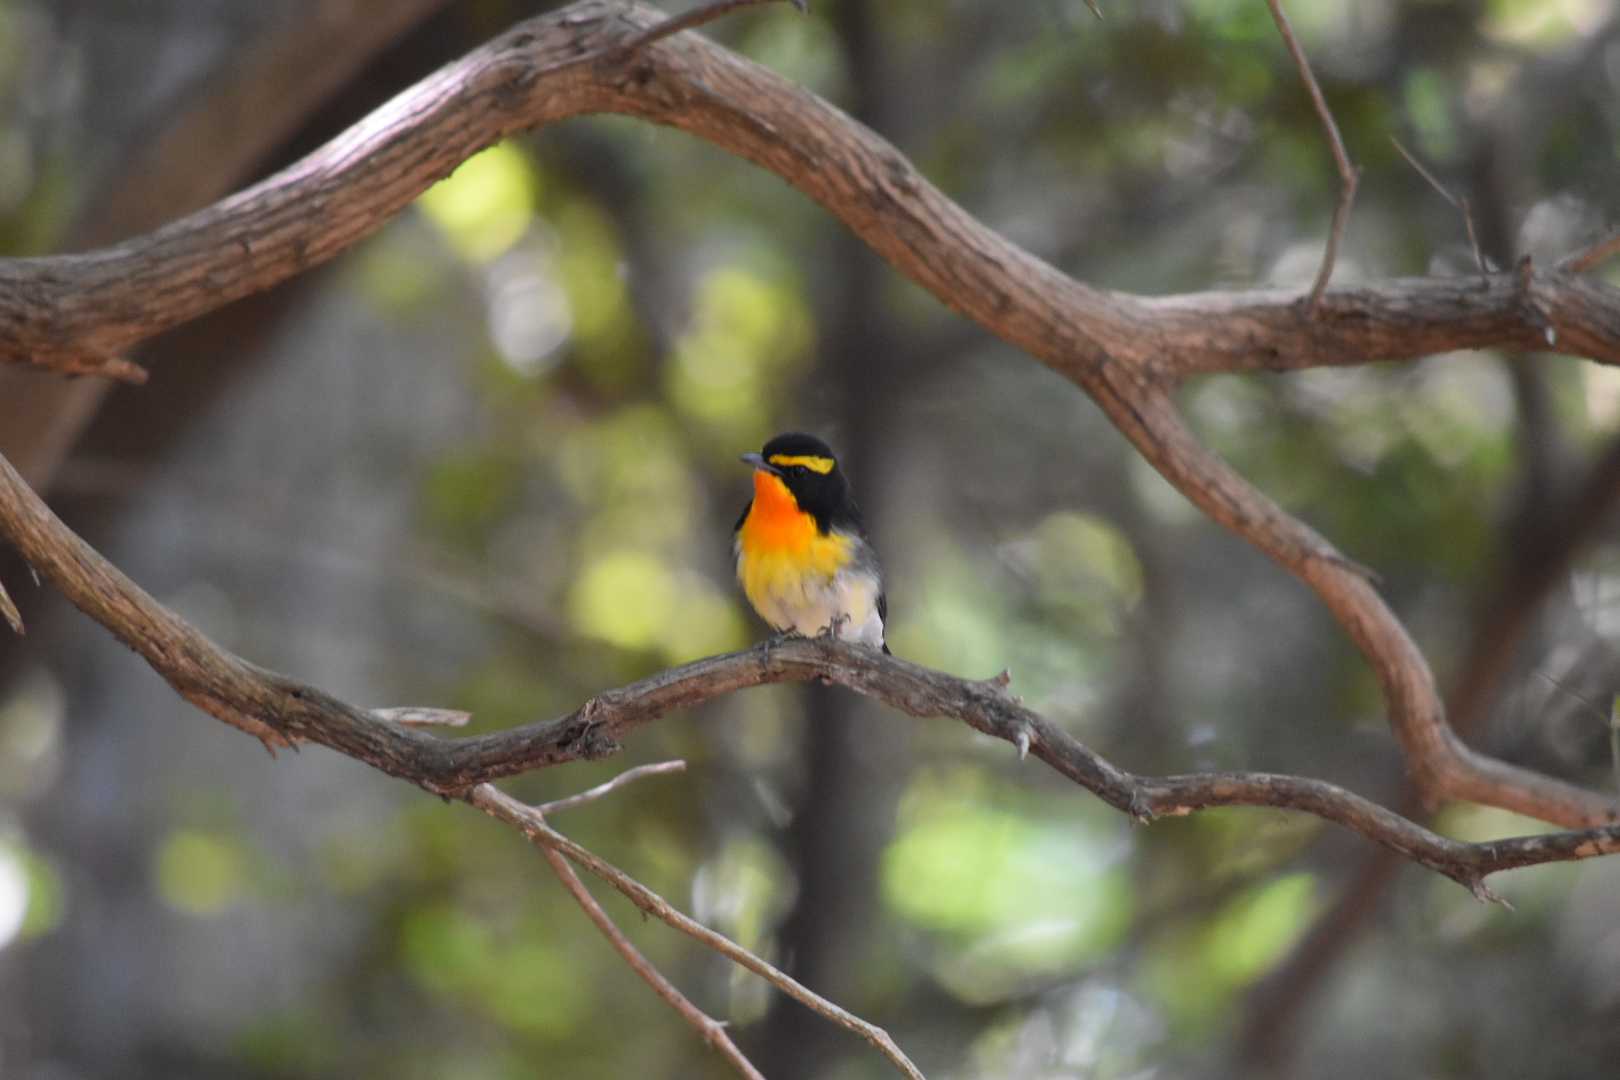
736,470,854,627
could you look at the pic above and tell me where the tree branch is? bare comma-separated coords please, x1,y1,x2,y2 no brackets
1264,0,1360,309
2,0,1616,829
470,784,926,1080
3,444,1620,900
1,0,1616,385
1561,230,1620,274
1391,136,1487,275
0,0,1616,842
526,793,769,1080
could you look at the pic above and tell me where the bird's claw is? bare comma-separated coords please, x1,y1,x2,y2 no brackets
816,613,851,641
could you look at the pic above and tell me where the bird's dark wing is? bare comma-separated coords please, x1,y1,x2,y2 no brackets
877,591,891,655
733,498,753,534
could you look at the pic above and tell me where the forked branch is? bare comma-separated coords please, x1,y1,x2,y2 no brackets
524,781,769,1080
474,784,926,1079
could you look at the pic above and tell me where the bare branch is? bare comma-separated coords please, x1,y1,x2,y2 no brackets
1083,385,1617,826
538,760,687,815
3,439,1620,886
1,4,1614,822
0,0,1614,876
1391,136,1488,275
1561,230,1620,274
471,784,927,1080
1235,413,1620,1067
612,0,806,58
1265,0,1360,308
0,0,1616,385
532,801,767,1080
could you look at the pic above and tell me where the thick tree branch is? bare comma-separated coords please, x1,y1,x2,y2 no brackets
1236,422,1620,1066
3,446,1620,902
2,0,1616,384
0,0,455,484
3,1,1619,828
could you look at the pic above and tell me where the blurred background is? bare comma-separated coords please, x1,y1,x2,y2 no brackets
3,0,1620,1077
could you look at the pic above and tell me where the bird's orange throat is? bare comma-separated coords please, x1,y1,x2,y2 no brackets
740,469,819,553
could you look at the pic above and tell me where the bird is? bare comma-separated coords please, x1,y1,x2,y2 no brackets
733,432,889,653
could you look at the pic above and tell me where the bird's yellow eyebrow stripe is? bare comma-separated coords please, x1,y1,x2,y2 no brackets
767,454,835,474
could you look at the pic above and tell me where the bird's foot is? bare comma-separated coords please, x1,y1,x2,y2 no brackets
817,613,851,641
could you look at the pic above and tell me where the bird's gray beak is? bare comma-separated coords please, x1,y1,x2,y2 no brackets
740,452,782,476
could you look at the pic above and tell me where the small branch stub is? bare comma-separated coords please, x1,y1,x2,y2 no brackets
612,0,807,58
373,706,473,728
0,577,21,635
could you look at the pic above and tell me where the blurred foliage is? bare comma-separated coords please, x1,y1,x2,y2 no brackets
6,0,1620,1077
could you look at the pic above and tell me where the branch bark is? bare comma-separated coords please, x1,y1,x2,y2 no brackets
3,444,1620,902
5,0,1616,829
3,0,1617,383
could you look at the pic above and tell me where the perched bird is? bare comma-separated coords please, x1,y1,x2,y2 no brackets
734,432,889,652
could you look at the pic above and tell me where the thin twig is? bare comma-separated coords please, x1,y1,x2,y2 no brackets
1560,231,1620,274
612,0,807,58
533,803,766,1080
470,784,928,1080
538,759,687,815
0,576,21,635
1265,0,1359,309
1391,136,1487,275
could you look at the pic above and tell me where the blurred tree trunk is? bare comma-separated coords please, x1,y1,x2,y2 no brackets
752,4,912,1076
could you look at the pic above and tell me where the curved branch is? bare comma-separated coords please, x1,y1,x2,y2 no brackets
2,445,1619,901
3,1,1618,829
2,0,1617,382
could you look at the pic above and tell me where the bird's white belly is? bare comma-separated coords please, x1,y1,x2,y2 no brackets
750,566,884,648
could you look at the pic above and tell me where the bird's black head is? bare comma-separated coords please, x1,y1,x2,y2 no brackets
741,431,854,530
